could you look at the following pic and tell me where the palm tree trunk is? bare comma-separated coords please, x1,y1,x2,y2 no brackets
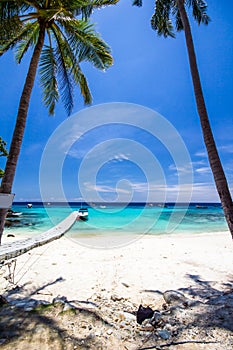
176,0,233,238
0,25,45,245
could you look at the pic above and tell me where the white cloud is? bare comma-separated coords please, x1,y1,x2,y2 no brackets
218,144,233,153
195,150,207,157
168,163,193,174
195,167,211,174
83,183,130,194
192,159,207,166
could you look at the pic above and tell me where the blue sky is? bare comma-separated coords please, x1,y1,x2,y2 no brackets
1,0,233,203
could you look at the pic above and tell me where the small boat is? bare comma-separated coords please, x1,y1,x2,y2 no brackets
196,205,208,209
27,203,33,208
78,208,88,221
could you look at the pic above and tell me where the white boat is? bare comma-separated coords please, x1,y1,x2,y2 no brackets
78,208,88,221
27,203,33,208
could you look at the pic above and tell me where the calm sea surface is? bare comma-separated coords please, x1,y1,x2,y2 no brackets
5,202,228,239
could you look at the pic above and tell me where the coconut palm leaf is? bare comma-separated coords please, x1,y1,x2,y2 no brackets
73,67,92,104
171,4,183,31
151,0,175,38
0,20,34,55
59,19,112,69
50,24,74,115
39,44,59,115
186,0,210,25
0,1,31,19
132,0,142,6
53,26,93,104
15,22,39,62
0,15,23,45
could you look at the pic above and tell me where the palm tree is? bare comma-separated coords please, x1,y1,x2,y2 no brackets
133,0,233,239
0,0,118,244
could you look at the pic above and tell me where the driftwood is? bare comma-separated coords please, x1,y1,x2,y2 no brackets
0,211,78,262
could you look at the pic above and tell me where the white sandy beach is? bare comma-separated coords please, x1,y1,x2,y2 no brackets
2,231,232,305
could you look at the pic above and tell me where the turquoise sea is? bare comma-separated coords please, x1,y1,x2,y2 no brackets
5,202,228,239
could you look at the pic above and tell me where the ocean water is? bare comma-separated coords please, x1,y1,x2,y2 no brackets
5,202,228,240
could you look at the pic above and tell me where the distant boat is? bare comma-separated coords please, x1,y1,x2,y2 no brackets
78,208,88,221
157,203,168,208
196,205,208,209
27,203,33,208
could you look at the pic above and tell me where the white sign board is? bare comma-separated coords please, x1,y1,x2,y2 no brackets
0,193,15,209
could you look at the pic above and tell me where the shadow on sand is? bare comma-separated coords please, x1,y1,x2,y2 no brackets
0,278,113,350
143,273,233,334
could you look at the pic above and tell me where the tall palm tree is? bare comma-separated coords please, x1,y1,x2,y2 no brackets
0,0,118,244
133,0,233,239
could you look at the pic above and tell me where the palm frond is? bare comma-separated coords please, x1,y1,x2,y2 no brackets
58,19,113,70
72,64,92,104
0,20,35,56
53,25,93,104
51,24,74,115
151,0,175,38
171,3,183,31
186,0,210,25
0,1,30,19
50,23,92,107
39,43,59,115
15,22,40,63
65,0,119,19
0,15,23,45
132,0,143,7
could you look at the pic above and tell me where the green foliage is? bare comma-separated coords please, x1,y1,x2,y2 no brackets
0,137,8,179
132,0,210,38
0,0,119,115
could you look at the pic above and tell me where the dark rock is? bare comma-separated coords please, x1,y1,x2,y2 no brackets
136,305,154,324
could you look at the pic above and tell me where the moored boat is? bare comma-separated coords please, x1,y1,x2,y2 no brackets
78,208,88,221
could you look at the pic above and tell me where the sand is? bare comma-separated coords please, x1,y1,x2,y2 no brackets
1,231,232,304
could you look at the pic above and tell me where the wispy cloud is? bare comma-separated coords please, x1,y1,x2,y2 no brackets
168,163,193,174
84,183,130,194
195,150,207,157
195,167,211,174
218,144,233,153
192,159,207,166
